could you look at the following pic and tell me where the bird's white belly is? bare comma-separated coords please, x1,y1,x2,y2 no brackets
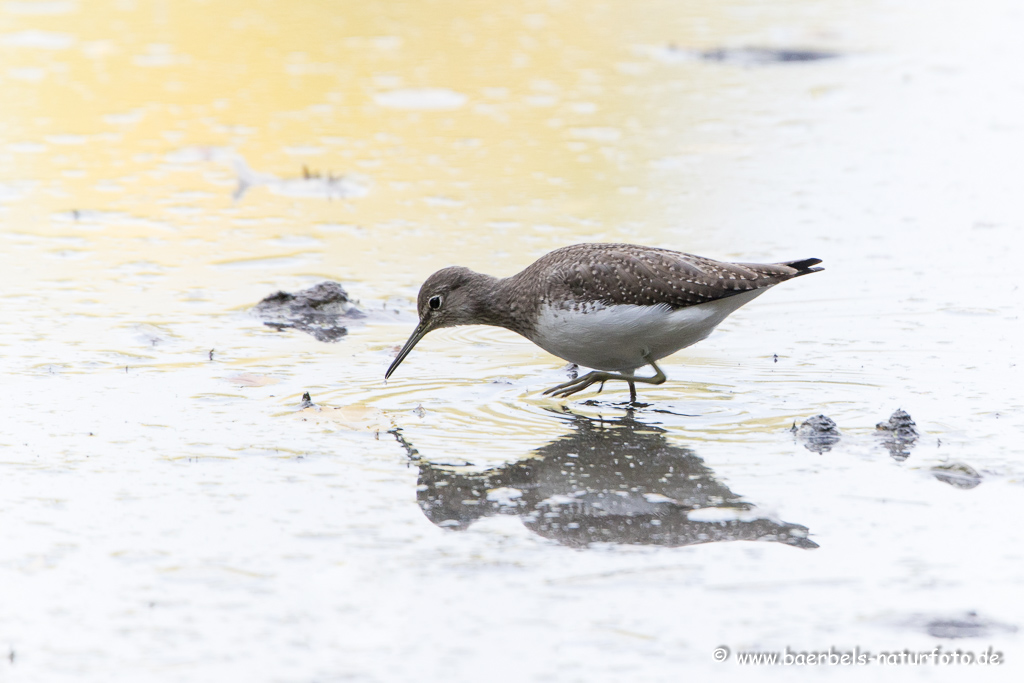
531,288,766,371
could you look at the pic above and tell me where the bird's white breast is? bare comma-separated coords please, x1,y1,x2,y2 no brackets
530,288,766,372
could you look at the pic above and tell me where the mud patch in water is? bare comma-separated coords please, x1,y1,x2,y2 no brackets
876,409,920,461
884,611,1019,640
649,45,839,66
925,612,1018,639
792,414,841,453
253,281,364,342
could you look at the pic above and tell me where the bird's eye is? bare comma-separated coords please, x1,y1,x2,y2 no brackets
428,295,442,310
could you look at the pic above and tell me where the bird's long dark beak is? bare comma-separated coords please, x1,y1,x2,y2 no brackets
385,320,429,379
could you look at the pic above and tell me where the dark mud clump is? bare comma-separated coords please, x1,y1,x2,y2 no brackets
876,408,919,439
792,414,841,453
253,281,364,342
876,408,919,461
931,462,982,490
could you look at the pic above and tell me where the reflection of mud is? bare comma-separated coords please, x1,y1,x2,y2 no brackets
253,282,364,342
793,415,841,453
931,463,982,490
876,409,919,461
393,410,817,550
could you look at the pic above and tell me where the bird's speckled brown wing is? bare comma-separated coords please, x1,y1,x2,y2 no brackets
514,243,822,310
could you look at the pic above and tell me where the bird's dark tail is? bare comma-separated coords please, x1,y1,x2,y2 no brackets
783,257,824,276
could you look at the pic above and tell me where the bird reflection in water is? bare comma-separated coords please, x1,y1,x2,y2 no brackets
391,409,817,550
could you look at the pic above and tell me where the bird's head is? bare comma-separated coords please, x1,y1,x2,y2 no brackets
385,266,490,379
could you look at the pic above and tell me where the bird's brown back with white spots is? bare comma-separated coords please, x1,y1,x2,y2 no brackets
509,243,822,316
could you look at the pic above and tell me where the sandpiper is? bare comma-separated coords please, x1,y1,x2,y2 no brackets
386,243,822,402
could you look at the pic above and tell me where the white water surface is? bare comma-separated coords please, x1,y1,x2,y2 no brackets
1,1,1022,681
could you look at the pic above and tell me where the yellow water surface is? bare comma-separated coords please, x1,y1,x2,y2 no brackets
3,1,1024,680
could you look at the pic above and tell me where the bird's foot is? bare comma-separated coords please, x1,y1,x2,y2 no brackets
543,371,623,399
542,357,666,401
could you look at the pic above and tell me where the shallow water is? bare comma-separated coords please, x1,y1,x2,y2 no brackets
1,0,1022,680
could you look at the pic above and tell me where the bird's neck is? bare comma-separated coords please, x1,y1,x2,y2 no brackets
459,272,528,334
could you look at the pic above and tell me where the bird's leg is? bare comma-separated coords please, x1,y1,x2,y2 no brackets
623,369,636,403
543,357,666,399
